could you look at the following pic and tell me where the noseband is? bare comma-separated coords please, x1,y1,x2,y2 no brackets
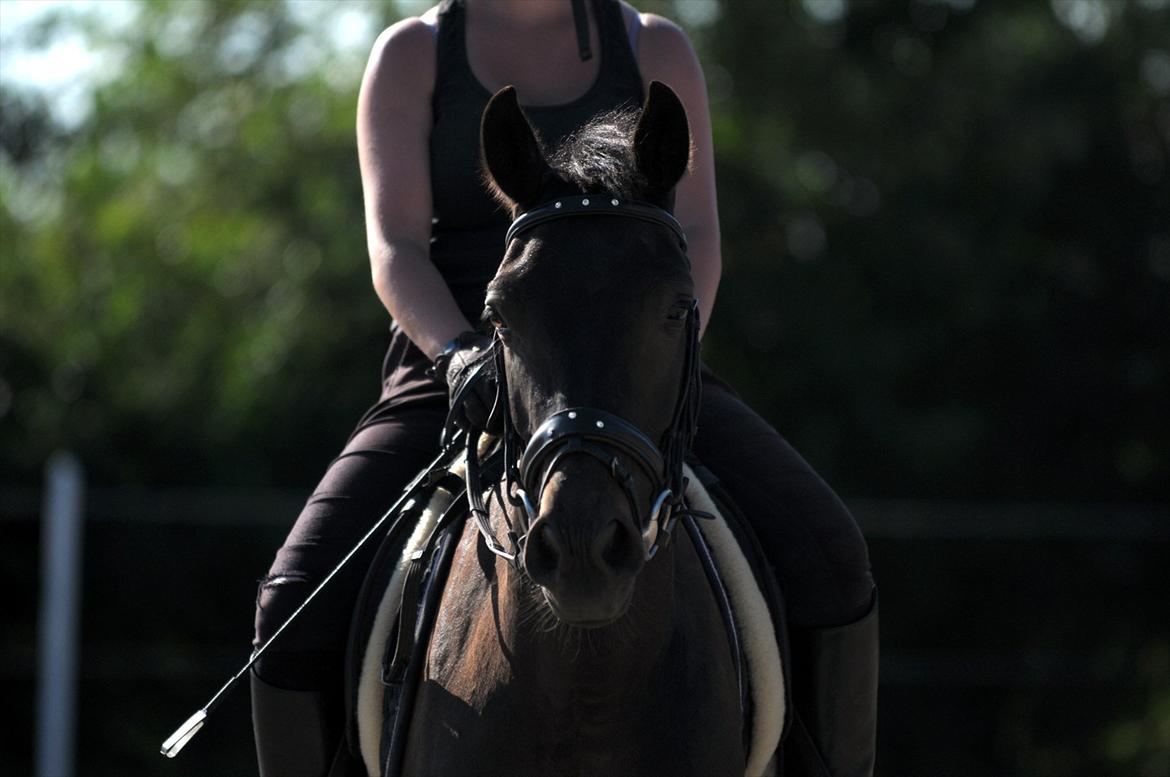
466,196,701,567
515,406,676,558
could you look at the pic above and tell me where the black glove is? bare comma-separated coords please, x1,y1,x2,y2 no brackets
431,332,498,434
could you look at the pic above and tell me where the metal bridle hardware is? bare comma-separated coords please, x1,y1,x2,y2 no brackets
465,196,701,567
468,348,689,566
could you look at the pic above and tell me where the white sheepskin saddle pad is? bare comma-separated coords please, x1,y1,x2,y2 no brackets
355,459,785,777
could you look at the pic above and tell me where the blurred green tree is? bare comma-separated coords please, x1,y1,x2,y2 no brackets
2,0,404,486
698,0,1170,501
1,0,1167,501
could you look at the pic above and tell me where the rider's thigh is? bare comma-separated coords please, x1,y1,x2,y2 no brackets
692,368,874,629
252,401,446,688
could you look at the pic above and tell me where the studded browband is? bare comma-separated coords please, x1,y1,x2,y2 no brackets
504,196,688,253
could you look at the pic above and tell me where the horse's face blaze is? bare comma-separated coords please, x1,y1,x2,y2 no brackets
482,82,695,628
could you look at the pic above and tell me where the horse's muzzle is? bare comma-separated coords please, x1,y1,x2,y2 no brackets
523,513,643,628
539,585,636,630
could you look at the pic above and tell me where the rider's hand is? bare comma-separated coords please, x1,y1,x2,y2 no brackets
433,332,498,434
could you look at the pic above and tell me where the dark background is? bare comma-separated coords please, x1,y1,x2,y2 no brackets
2,1,1168,775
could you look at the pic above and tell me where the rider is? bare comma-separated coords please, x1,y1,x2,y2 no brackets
251,2,878,775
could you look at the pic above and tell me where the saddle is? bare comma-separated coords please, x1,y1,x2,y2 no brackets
339,449,792,777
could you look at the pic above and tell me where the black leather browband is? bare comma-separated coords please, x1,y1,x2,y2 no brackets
505,196,688,252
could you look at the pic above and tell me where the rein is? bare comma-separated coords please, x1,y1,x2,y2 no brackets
466,197,703,567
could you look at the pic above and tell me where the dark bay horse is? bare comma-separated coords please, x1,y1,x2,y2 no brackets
396,83,747,776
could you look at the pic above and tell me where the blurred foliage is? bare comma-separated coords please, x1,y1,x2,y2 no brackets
2,0,1168,499
2,0,400,485
692,0,1170,501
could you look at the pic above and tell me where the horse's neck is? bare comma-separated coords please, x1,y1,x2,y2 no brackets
408,518,744,775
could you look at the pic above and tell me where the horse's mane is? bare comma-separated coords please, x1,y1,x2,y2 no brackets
484,106,652,209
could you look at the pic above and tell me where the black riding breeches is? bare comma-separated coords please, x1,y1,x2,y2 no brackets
251,402,447,689
252,368,874,690
690,368,874,629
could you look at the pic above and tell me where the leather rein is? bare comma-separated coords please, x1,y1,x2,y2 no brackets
465,195,703,568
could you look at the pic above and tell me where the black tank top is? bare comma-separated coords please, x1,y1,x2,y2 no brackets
429,0,645,319
381,0,645,408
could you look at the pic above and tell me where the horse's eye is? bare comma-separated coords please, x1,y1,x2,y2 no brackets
667,300,692,322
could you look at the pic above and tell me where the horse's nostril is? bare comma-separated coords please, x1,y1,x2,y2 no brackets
599,522,622,565
595,520,642,575
523,521,561,583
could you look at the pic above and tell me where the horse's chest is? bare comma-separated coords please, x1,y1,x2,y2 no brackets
406,695,734,777
407,655,742,777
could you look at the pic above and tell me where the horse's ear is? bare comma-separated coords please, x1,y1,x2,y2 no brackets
481,86,549,211
633,81,692,197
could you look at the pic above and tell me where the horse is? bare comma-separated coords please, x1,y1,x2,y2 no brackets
349,82,782,777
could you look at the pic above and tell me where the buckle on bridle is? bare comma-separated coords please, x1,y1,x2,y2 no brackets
643,488,674,559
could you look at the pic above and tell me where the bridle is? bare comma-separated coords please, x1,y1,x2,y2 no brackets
465,195,703,568
504,195,687,252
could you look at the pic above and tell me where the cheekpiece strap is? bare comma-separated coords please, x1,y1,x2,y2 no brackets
505,197,688,253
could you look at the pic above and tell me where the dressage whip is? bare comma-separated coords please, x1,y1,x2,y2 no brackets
159,432,466,759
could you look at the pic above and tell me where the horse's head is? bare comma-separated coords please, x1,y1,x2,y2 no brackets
479,82,699,628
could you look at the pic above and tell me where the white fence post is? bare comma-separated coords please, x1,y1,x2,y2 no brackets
36,451,85,777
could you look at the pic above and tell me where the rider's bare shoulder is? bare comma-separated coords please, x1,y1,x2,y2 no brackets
363,13,438,103
632,12,706,99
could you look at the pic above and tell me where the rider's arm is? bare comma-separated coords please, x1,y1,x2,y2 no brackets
357,18,473,361
633,12,722,336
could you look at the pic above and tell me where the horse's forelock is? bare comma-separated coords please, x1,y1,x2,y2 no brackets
547,108,649,202
484,107,653,215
